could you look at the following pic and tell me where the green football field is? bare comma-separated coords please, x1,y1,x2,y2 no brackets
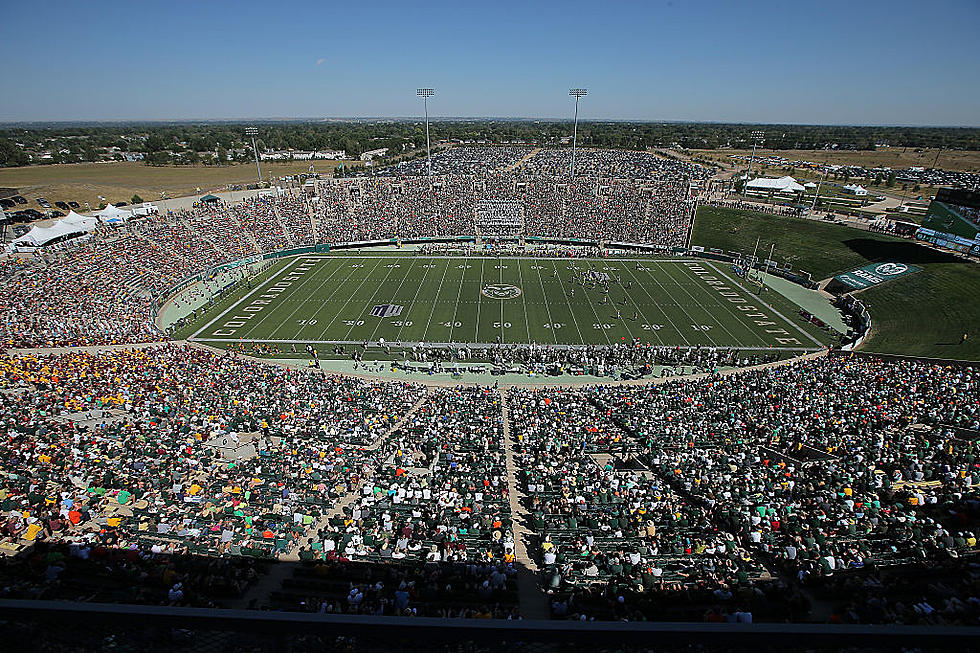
188,255,831,351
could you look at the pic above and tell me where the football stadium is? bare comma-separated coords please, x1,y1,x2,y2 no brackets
1,3,980,652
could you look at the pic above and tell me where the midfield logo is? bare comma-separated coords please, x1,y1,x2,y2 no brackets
481,284,523,300
370,304,404,318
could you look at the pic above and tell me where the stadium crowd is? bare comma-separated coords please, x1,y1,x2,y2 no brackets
1,146,977,625
1,147,705,348
0,344,976,624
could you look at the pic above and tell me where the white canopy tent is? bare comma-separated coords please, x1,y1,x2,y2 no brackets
11,221,87,248
97,203,132,221
62,210,99,231
745,175,805,194
10,211,98,248
843,184,868,196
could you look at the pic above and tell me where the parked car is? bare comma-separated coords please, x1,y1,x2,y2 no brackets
0,198,15,209
12,195,27,205
68,201,80,209
36,197,51,208
55,201,70,210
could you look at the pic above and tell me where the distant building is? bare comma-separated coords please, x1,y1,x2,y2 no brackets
360,148,388,162
260,149,347,161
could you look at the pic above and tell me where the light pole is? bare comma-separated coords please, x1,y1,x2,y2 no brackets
417,89,435,177
246,127,263,185
569,88,587,177
742,130,764,197
809,166,828,215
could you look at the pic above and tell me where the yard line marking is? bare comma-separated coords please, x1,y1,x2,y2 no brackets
369,257,423,343
612,262,664,346
193,336,818,353
651,262,722,346
598,264,637,343
569,263,616,345
657,262,735,346
290,258,368,339
705,261,824,347
265,258,350,340
395,257,441,343
621,262,692,346
548,261,591,345
343,257,409,341
474,258,486,344
447,260,468,343
319,257,387,334
673,262,765,346
419,258,452,343
515,259,533,345
190,258,298,340
531,262,560,346
498,258,505,343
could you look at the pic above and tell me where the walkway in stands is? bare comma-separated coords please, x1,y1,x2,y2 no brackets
6,340,830,389
505,147,542,172
231,390,431,610
500,390,550,619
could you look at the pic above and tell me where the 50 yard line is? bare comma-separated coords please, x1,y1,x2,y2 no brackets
447,260,470,344
474,259,486,343
498,258,505,343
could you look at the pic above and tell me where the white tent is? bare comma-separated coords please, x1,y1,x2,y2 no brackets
97,203,132,220
62,210,99,231
745,176,805,194
11,221,86,248
843,184,868,196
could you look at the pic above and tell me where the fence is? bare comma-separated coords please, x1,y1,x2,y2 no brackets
1,599,977,652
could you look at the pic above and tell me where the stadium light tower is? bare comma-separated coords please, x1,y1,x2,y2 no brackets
245,126,263,185
809,165,828,215
569,88,588,177
742,130,765,197
417,89,435,177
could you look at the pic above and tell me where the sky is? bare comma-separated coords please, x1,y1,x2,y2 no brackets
1,0,978,125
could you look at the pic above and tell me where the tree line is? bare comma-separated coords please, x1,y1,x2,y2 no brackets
0,121,977,168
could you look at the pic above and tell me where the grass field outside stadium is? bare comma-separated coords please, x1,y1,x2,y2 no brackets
186,255,832,354
690,205,980,360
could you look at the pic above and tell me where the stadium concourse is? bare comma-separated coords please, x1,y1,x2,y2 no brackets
0,148,977,627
